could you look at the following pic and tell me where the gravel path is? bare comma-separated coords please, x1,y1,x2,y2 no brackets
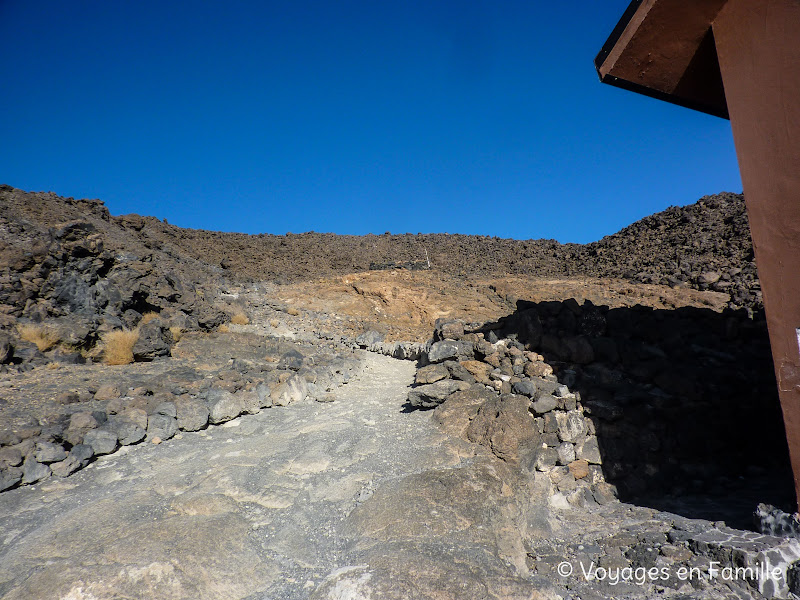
0,352,463,600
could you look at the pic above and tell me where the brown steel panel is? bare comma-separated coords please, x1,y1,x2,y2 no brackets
713,0,800,508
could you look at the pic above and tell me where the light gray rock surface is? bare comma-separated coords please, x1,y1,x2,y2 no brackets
0,353,558,600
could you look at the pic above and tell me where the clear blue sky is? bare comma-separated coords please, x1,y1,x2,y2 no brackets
0,1,742,243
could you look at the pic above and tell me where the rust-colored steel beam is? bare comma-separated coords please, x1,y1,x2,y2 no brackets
712,0,800,511
597,0,800,510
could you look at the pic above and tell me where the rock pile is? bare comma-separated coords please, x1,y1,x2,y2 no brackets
409,318,616,510
530,509,800,599
1,186,763,316
0,186,228,370
484,297,792,509
576,192,760,310
133,190,760,309
0,333,360,492
412,316,800,598
411,296,794,514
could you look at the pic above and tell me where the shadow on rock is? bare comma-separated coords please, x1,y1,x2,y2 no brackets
489,298,795,527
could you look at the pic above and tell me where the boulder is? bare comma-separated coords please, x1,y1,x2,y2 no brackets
534,447,559,471
50,455,82,478
0,465,23,491
556,411,587,443
432,386,497,438
0,430,21,446
576,436,602,464
254,382,273,409
407,380,470,409
207,388,245,424
34,441,68,464
21,456,51,484
524,361,553,378
592,482,617,505
415,364,449,385
530,394,559,415
0,446,23,467
460,360,493,384
511,379,536,398
235,389,261,414
0,333,13,364
69,412,99,431
443,361,476,384
426,340,474,364
153,401,177,418
114,421,147,445
568,459,590,479
132,320,173,360
434,319,465,341
82,428,118,455
175,397,210,431
70,444,95,466
557,442,576,466
270,374,308,407
119,407,148,430
146,414,178,441
466,394,540,464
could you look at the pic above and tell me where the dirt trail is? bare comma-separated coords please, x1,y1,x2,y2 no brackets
0,353,467,599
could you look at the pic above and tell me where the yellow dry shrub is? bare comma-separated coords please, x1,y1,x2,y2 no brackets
102,328,140,365
140,311,160,325
230,312,250,325
270,319,279,328
169,326,183,342
218,324,230,333
17,323,60,352
287,307,300,316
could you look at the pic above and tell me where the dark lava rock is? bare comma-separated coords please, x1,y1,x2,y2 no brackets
0,333,13,364
132,320,173,361
355,330,385,347
277,349,304,371
427,340,474,364
407,380,469,409
0,465,23,491
146,414,178,441
82,429,118,455
21,456,51,484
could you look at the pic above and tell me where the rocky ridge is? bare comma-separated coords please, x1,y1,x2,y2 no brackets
142,191,760,309
8,187,755,308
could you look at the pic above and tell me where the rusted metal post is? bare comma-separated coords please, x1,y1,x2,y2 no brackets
712,0,800,509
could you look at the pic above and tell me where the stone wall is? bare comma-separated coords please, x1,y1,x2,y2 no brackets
410,301,795,519
489,299,792,505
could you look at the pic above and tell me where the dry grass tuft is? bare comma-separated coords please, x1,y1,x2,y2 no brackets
218,324,230,333
140,311,160,325
102,328,140,365
270,319,280,328
287,307,300,316
230,312,250,325
17,323,60,352
169,326,183,342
